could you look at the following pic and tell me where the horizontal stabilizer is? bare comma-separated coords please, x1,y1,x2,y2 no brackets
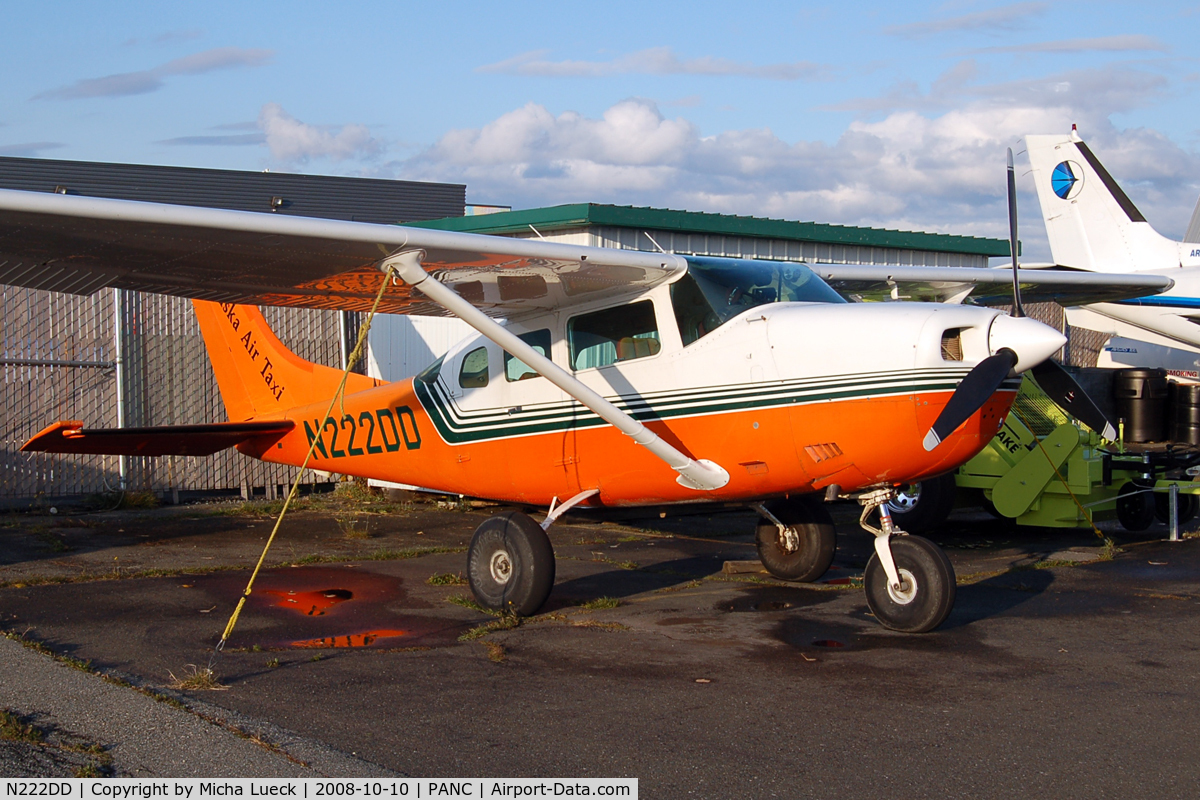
21,420,294,456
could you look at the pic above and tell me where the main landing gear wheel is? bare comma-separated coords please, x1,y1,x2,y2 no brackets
886,473,957,533
467,512,556,616
754,498,836,582
1154,492,1199,525
864,535,956,633
1116,482,1155,532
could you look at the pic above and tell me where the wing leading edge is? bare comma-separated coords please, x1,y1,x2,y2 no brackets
814,264,1172,306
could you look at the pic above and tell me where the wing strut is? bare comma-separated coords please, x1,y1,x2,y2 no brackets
380,250,730,492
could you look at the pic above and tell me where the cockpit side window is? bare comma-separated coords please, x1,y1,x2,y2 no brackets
504,329,552,382
458,346,490,389
671,256,846,345
568,301,661,370
671,274,723,347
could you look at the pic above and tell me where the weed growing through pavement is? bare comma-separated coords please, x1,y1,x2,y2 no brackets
427,572,468,586
335,514,372,539
460,614,522,642
266,658,281,669
484,642,506,663
576,597,620,610
167,664,228,691
446,594,499,615
0,709,44,743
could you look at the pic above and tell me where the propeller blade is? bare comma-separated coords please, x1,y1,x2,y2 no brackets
1030,359,1118,440
1006,147,1026,319
924,349,1019,451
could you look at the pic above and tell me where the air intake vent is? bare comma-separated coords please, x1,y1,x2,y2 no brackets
941,329,963,362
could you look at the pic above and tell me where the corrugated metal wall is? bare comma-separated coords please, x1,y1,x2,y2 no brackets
2,286,344,501
0,156,465,224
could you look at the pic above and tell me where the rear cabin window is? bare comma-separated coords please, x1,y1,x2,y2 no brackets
458,346,489,389
569,301,661,370
504,329,552,382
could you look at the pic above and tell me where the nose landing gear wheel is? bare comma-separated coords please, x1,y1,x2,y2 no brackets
754,498,837,582
864,535,955,633
468,511,556,616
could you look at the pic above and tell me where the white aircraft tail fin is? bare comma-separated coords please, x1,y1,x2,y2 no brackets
1025,132,1187,273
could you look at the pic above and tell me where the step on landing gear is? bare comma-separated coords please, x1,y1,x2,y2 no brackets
855,487,956,633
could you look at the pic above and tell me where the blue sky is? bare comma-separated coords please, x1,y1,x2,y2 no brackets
3,1,1200,257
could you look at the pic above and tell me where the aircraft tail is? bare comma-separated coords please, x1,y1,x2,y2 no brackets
192,300,379,421
1025,131,1185,273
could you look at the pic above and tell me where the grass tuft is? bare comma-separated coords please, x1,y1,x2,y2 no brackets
427,572,468,586
576,596,620,610
167,664,228,691
459,614,522,641
484,641,506,663
0,709,44,744
446,594,498,615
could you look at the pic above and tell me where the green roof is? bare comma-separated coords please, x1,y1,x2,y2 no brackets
405,203,1010,257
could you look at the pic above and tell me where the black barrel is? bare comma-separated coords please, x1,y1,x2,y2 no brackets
1113,368,1169,442
1170,382,1200,445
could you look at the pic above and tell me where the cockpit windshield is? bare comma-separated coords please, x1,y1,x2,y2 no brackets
672,256,845,346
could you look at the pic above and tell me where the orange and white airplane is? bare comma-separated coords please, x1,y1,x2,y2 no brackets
0,179,1168,632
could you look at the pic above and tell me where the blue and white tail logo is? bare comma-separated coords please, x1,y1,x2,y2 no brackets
1051,161,1083,200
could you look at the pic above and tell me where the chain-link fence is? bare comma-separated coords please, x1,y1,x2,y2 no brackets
2,286,348,502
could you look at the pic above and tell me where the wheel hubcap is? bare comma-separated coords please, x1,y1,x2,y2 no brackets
886,568,918,605
490,549,513,584
888,485,920,513
778,527,800,553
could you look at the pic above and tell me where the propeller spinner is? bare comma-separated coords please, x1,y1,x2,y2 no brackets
923,148,1117,450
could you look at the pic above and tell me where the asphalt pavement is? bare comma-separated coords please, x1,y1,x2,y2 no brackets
2,497,1199,797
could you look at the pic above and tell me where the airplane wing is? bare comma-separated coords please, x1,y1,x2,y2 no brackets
0,188,685,318
813,264,1173,305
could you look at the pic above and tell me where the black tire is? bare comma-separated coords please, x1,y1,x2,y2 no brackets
1116,482,1155,532
864,535,956,633
886,473,957,533
754,497,836,582
467,512,556,616
1153,491,1199,525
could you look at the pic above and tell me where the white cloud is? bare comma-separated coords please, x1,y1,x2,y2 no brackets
257,103,383,164
960,34,1169,55
885,2,1047,38
33,47,272,100
397,87,1200,260
0,141,65,157
478,47,827,81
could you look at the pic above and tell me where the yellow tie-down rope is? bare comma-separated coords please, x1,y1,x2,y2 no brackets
209,266,396,667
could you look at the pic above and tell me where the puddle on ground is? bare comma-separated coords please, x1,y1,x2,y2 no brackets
265,588,353,616
292,629,409,648
198,565,464,650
